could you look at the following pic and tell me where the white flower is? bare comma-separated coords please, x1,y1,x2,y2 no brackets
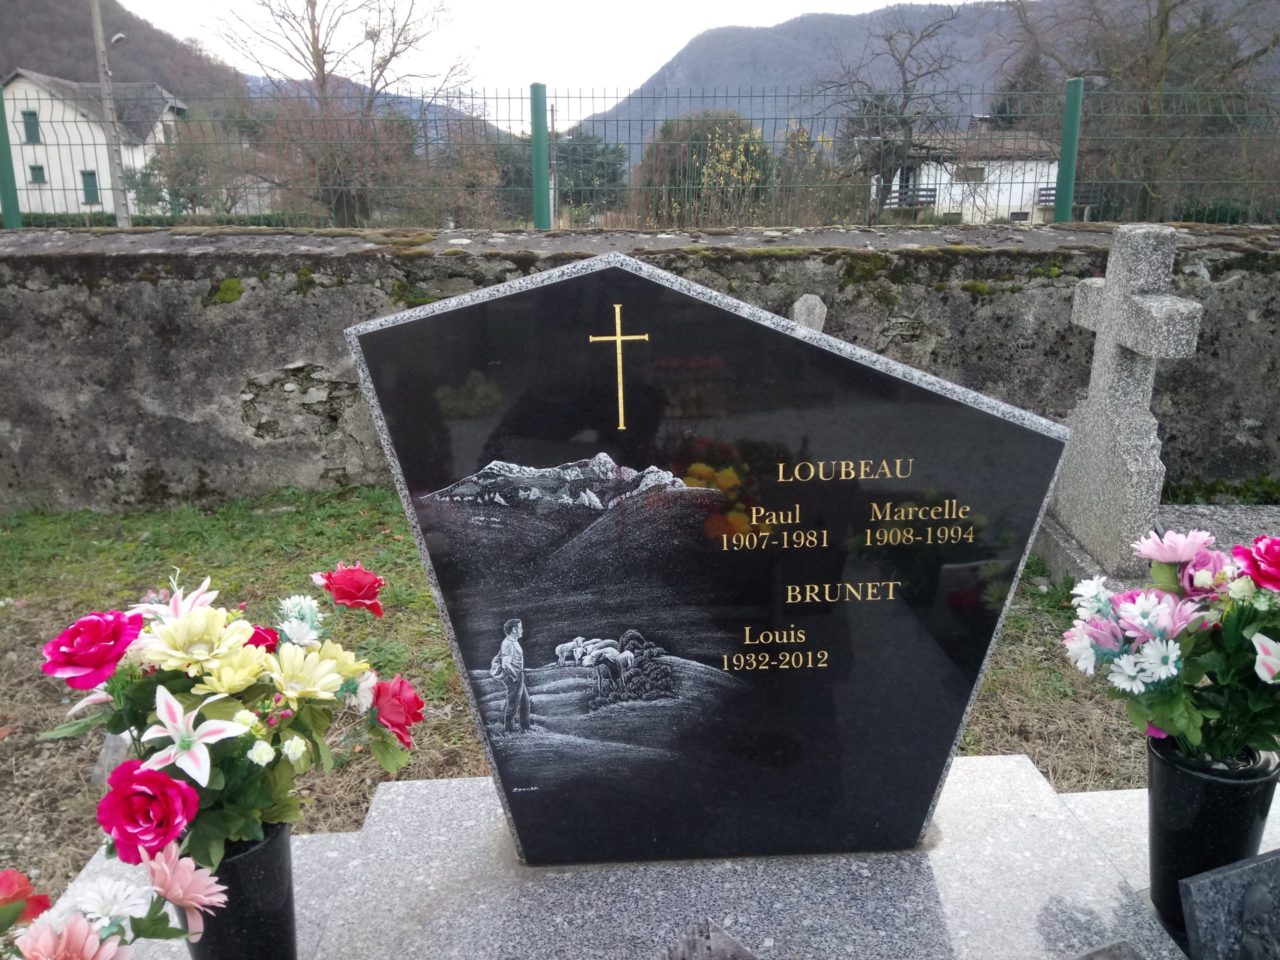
346,671,377,713
1062,623,1097,676
1108,655,1148,694
233,709,258,728
1071,575,1111,618
1192,569,1216,589
70,877,153,931
281,737,308,763
278,618,320,648
247,740,276,766
140,687,249,787
278,595,323,627
1136,638,1181,682
1229,577,1258,601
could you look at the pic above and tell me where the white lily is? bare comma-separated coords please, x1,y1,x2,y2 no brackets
140,686,248,787
129,575,218,624
1254,632,1279,684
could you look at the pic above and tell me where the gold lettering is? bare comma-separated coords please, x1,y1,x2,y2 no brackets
785,581,904,603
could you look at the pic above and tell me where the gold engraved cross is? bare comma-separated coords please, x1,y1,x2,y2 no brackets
589,304,650,431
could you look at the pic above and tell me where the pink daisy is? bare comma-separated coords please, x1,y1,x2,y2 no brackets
141,843,227,942
15,913,131,960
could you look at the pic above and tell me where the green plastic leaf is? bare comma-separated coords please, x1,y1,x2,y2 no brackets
129,910,189,940
1150,561,1180,593
263,795,305,823
41,711,111,740
369,727,411,775
310,735,334,774
0,900,26,935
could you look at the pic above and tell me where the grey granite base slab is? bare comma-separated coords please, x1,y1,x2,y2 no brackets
316,756,1184,960
52,831,361,960
1060,787,1280,895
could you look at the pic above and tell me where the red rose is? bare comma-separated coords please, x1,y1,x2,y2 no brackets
321,562,386,617
1234,536,1280,592
245,624,279,653
41,611,142,690
372,675,425,749
96,760,199,865
0,869,50,923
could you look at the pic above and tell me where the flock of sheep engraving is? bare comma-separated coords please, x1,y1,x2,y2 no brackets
555,636,637,694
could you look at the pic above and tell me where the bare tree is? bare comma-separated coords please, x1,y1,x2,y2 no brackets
224,0,465,108
1008,0,1280,93
1008,0,1280,221
219,0,469,226
820,6,963,222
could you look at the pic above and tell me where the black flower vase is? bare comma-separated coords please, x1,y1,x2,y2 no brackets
187,823,297,960
1147,737,1279,932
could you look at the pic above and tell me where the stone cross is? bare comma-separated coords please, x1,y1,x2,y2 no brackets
1052,224,1203,577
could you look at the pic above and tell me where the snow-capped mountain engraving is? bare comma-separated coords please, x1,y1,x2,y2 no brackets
414,452,723,588
421,453,685,513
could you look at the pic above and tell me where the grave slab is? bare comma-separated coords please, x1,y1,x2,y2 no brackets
1060,787,1280,895
312,757,1184,960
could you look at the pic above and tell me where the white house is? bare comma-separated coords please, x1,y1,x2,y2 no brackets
887,120,1060,225
2,68,187,217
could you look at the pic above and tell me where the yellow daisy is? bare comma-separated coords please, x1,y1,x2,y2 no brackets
193,644,268,696
144,607,253,677
317,640,371,681
267,644,342,706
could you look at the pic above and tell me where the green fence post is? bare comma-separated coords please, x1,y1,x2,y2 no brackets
0,86,23,229
1054,78,1084,224
530,83,551,230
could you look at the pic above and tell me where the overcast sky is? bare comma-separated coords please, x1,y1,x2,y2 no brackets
116,0,933,92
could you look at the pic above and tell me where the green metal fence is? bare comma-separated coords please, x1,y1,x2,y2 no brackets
2,77,1278,230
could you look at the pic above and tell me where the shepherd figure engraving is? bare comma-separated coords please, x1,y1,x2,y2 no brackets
491,618,532,732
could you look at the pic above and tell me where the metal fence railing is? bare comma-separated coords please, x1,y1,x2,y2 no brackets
2,78,1278,230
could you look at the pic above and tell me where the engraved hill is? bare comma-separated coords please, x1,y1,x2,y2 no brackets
416,453,723,586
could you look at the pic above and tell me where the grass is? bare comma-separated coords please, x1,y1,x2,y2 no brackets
0,489,1142,901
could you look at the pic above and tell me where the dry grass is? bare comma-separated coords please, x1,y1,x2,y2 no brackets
964,568,1147,791
1,491,1143,905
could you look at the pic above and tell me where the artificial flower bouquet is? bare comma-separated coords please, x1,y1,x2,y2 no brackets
1062,530,1280,763
9,562,425,957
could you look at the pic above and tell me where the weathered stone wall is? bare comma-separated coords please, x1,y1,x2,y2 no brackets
1,225,1276,509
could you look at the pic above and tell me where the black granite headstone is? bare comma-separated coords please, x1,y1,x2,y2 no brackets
1182,848,1280,960
348,253,1067,865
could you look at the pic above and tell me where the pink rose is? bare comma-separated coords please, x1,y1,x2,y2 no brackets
1233,536,1280,592
321,562,386,617
41,612,142,690
96,760,198,865
1180,549,1232,598
245,624,279,653
372,675,425,749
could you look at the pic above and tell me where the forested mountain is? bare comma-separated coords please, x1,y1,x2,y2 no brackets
0,0,244,98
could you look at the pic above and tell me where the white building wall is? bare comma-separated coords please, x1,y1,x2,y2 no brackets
4,77,156,217
895,159,1059,225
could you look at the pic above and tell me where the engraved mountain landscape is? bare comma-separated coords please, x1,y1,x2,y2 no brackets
415,453,725,587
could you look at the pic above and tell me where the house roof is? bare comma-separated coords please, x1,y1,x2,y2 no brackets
2,68,187,143
911,124,1058,163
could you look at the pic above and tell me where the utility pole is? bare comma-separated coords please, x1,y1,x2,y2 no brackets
90,0,130,227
